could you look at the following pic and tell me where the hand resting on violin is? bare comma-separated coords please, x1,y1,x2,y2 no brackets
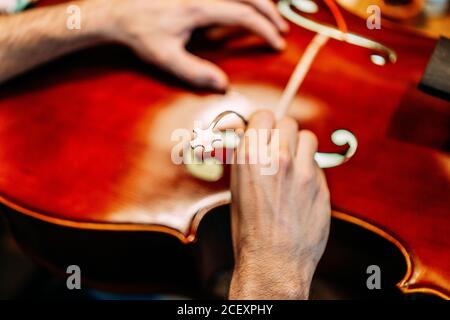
0,0,287,89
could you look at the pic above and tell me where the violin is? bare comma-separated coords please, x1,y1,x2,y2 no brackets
0,0,448,298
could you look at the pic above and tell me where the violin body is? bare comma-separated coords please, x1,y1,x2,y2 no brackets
0,1,449,297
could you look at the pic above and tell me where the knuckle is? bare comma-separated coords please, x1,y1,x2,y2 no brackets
246,0,259,5
183,0,204,17
298,169,316,186
277,149,292,169
255,0,269,9
237,5,257,21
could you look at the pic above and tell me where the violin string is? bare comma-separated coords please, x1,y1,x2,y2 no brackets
325,0,348,33
275,33,329,119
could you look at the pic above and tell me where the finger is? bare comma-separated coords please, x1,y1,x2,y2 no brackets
238,110,275,162
196,1,285,50
247,109,276,137
295,129,318,171
316,166,329,193
233,0,289,32
161,45,229,91
274,117,298,156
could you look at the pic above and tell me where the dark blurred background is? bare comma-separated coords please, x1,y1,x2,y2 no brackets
0,205,441,300
0,210,87,299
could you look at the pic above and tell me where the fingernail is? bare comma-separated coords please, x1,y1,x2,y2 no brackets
211,77,228,92
281,21,290,33
275,38,286,50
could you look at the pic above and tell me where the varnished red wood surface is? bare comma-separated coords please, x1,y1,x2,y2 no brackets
0,1,449,297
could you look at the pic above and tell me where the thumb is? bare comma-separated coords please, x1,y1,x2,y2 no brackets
163,46,229,91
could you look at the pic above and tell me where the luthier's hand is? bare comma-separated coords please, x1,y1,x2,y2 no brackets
229,110,331,300
107,0,288,90
0,0,287,87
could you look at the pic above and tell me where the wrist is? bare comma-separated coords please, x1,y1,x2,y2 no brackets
77,0,118,42
229,267,311,300
86,0,135,44
229,256,314,300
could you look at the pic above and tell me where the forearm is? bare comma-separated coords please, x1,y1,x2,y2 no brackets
0,0,112,83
